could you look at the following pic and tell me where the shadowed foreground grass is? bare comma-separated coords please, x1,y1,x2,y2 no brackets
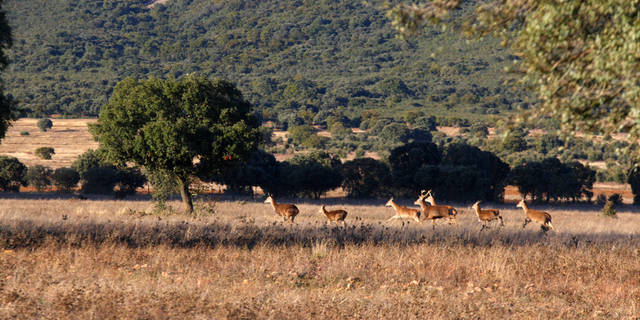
0,198,639,319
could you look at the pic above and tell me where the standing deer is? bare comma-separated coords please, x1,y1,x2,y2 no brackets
385,197,422,224
414,190,457,229
318,205,348,225
264,195,299,223
471,201,504,231
516,199,554,232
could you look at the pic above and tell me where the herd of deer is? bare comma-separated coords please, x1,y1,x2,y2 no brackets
263,189,555,232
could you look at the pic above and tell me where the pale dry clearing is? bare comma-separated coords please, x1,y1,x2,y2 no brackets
0,197,639,319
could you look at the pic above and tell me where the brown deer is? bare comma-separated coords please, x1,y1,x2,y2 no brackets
415,190,457,229
318,205,348,225
516,199,554,232
471,201,504,231
264,195,299,223
385,197,422,224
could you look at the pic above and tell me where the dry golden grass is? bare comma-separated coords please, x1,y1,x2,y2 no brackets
1,197,639,319
0,118,98,168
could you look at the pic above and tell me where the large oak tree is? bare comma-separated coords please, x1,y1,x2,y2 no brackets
90,75,261,213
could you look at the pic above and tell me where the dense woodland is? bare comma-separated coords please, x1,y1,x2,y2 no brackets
4,0,526,120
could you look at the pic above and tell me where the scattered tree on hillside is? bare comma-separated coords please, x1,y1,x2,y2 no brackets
0,2,15,142
90,75,261,213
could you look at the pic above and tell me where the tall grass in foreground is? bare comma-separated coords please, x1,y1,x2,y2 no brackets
0,198,639,319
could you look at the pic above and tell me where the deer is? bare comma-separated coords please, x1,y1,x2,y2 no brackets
318,205,348,225
414,190,457,229
516,199,554,232
385,197,422,224
471,201,504,231
264,195,299,223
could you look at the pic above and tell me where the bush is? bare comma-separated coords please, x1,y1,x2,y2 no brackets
25,165,52,192
20,131,29,136
0,156,27,192
602,200,617,218
115,167,147,197
37,118,53,132
72,149,110,178
35,147,55,160
80,166,119,194
52,167,80,193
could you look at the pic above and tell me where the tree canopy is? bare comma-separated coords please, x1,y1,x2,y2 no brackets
0,0,16,141
390,1,640,141
90,75,261,212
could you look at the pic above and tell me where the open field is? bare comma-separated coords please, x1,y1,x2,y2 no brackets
0,118,98,168
1,196,639,319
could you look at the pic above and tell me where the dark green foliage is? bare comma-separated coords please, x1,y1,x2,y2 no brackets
439,143,510,201
535,134,563,155
0,1,16,142
90,75,260,212
25,165,51,192
284,151,342,199
19,130,28,136
500,128,528,153
387,141,509,201
379,123,411,144
261,151,342,199
0,156,26,192
34,146,54,160
80,166,119,195
509,158,595,202
71,149,110,179
388,142,441,196
288,125,327,149
5,0,525,123
115,167,147,197
412,116,437,131
627,166,640,205
51,167,79,193
37,118,52,132
341,158,391,198
212,149,278,195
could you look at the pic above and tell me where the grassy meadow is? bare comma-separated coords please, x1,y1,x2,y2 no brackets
0,196,639,319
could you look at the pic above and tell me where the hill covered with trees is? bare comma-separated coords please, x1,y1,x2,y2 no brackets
4,0,529,124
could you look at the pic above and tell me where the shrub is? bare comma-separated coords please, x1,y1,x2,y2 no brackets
115,167,147,197
80,166,119,194
25,165,52,192
72,149,110,178
35,147,55,160
0,156,27,192
37,118,53,132
52,167,80,193
602,200,617,218
608,193,623,206
19,131,29,136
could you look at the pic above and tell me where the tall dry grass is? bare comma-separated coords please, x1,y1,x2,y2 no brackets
1,197,639,319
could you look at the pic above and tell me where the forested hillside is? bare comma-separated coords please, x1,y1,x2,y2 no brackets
3,0,529,124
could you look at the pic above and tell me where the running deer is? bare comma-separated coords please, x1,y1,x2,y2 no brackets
385,197,422,224
318,205,348,225
264,195,299,223
516,199,554,232
414,190,457,229
471,201,504,231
